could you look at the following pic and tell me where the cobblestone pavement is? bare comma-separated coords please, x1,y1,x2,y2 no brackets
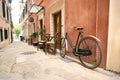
0,41,120,80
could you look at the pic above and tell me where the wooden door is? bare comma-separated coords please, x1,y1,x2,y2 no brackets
39,19,44,39
53,11,61,49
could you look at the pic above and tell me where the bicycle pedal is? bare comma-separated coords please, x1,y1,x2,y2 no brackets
73,52,78,56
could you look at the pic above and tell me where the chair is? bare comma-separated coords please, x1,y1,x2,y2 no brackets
37,34,50,51
44,32,59,55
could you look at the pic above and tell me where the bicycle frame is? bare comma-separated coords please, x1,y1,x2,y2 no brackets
64,30,83,52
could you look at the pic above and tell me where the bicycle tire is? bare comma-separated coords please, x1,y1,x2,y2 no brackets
60,38,66,58
77,36,102,69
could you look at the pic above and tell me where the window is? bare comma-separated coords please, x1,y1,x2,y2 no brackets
33,23,35,32
25,2,28,13
0,29,3,42
22,9,25,19
4,29,8,39
7,7,9,21
2,0,6,18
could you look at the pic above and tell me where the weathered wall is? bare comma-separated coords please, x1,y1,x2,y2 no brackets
96,0,109,68
0,18,11,47
65,0,97,44
42,0,56,34
0,1,2,17
107,0,120,72
0,0,11,48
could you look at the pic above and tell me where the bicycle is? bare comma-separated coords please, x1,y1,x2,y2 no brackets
60,27,102,69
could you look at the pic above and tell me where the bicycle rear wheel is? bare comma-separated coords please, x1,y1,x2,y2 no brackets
78,36,102,69
60,38,66,58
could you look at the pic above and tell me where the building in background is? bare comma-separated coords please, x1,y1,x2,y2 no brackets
0,0,13,49
19,0,29,41
19,0,120,72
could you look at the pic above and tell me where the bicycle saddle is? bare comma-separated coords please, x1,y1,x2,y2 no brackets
77,27,84,30
74,27,84,30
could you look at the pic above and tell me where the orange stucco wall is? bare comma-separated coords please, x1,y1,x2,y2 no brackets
96,0,109,68
41,0,56,34
65,0,109,68
65,0,97,44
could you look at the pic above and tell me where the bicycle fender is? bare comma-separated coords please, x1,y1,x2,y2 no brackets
85,35,101,42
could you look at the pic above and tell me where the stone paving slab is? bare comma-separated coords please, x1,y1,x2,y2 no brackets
0,41,120,80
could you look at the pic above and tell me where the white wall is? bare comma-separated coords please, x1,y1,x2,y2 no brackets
107,0,120,72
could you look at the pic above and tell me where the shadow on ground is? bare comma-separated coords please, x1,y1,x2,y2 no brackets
21,51,37,55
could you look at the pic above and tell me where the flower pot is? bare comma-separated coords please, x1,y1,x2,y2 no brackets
32,42,38,46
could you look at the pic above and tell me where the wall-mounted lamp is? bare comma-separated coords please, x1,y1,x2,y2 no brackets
29,17,34,22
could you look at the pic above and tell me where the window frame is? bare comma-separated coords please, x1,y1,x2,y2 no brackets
4,29,8,39
2,0,6,18
0,29,3,42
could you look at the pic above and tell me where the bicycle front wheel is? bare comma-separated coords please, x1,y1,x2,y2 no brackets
78,36,102,69
60,38,66,58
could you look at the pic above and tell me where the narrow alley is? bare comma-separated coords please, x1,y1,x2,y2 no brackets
0,41,120,80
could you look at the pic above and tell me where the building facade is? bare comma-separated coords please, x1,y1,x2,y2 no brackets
19,0,120,72
19,0,39,42
107,0,120,72
0,0,13,49
19,0,29,41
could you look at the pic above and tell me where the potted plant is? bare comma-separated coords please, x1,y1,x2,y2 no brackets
31,32,39,46
31,32,38,38
38,28,45,39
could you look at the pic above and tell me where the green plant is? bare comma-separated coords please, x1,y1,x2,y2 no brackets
31,32,38,38
38,28,45,36
13,25,20,37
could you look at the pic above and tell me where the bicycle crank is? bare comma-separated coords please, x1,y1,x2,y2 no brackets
77,49,92,56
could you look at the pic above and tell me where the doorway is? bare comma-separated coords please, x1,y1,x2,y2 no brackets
53,11,61,49
39,19,44,39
